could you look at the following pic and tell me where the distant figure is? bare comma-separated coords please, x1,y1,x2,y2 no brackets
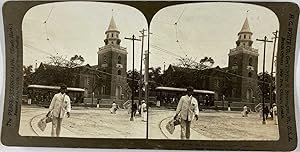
242,105,248,117
141,100,147,122
47,84,71,137
228,102,231,111
138,101,142,116
264,106,269,120
132,102,138,117
174,86,199,140
270,106,273,120
110,101,118,114
272,103,278,125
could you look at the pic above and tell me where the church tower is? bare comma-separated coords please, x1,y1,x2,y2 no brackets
98,16,128,100
228,18,259,104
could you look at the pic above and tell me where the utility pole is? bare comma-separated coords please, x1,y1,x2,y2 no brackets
270,30,278,106
138,29,147,105
125,35,141,121
256,36,273,125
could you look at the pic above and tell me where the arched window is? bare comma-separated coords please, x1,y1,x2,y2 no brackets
118,56,121,64
248,72,252,77
101,85,106,95
112,33,114,37
239,35,241,39
249,35,251,39
249,57,253,66
234,57,237,65
118,70,121,75
244,35,246,39
103,55,107,63
246,88,254,101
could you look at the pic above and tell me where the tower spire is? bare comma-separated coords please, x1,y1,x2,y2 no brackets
239,17,251,34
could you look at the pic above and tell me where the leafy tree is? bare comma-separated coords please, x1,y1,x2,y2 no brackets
127,69,141,97
258,72,275,101
23,65,34,94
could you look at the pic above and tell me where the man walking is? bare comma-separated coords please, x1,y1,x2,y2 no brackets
46,84,71,137
174,86,199,140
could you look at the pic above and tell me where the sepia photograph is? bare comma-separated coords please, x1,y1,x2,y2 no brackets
147,3,280,140
19,1,148,138
1,0,299,150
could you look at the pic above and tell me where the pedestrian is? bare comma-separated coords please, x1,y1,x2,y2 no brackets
264,106,269,120
110,101,118,114
242,105,248,117
228,102,231,111
270,106,273,120
46,84,71,137
272,103,278,125
174,86,199,140
141,100,147,122
132,102,138,117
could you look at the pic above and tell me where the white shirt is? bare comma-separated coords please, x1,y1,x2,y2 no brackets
49,92,71,118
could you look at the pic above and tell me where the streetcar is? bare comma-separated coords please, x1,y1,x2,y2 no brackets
27,84,85,107
154,86,215,109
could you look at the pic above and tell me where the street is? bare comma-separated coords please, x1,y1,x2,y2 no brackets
19,105,279,140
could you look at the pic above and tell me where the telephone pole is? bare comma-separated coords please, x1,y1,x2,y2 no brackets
138,29,147,104
125,35,141,121
256,36,273,125
270,30,278,106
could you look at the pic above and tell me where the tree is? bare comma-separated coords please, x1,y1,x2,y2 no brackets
148,67,164,92
23,65,34,94
127,69,141,97
258,72,275,101
46,54,85,68
176,56,215,70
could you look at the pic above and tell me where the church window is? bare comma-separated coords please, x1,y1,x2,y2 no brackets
248,72,252,78
101,85,106,95
112,33,114,37
249,35,251,39
103,69,106,73
118,56,122,64
249,57,253,66
111,41,114,44
234,57,237,65
116,34,119,38
118,70,121,75
244,35,246,39
103,55,107,63
239,35,241,39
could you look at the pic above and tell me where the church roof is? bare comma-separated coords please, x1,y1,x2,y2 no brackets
106,16,118,32
239,17,251,34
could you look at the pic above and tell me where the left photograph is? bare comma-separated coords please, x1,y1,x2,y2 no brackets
19,2,148,138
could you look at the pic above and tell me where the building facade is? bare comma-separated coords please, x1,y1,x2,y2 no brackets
97,16,129,100
227,17,259,103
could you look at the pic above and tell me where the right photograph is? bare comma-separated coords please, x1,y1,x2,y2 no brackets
148,2,280,140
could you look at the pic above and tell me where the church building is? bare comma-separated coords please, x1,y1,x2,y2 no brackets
164,17,260,109
97,16,129,100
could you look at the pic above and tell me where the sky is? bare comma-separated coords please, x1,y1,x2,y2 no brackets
23,2,148,71
23,2,279,73
150,2,279,73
